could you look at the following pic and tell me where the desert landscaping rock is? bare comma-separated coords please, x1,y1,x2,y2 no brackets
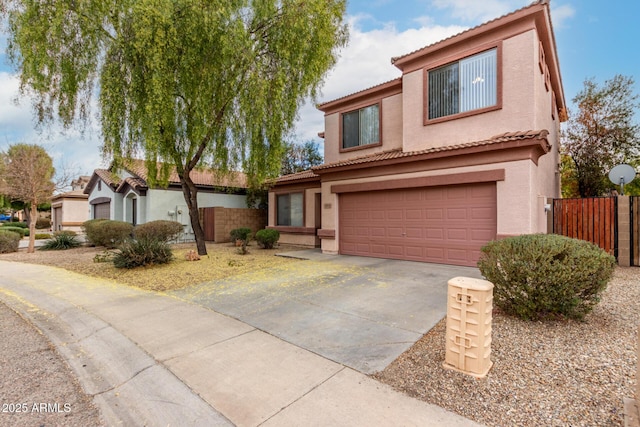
374,267,639,426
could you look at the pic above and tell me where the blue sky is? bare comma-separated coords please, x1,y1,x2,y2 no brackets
0,0,638,178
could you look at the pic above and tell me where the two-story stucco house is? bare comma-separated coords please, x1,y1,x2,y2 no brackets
268,0,566,267
84,160,248,241
50,176,91,232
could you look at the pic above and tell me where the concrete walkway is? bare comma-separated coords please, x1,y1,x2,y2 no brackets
0,261,482,427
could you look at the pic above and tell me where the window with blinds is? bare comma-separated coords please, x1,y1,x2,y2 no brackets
428,48,497,120
342,104,380,149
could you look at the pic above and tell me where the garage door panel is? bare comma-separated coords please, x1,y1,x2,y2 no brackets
447,208,468,220
339,183,496,267
447,229,468,241
405,209,423,220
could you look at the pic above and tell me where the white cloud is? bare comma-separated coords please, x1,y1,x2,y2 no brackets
429,0,520,24
551,4,576,28
293,17,467,143
0,72,104,175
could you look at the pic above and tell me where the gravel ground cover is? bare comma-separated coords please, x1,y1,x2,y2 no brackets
374,267,639,426
0,301,103,427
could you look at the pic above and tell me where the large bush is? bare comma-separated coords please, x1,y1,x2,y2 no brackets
477,234,616,321
0,230,20,253
35,217,51,229
134,220,183,242
6,222,27,228
255,229,280,249
83,219,133,248
112,238,174,269
1,226,27,237
39,231,81,251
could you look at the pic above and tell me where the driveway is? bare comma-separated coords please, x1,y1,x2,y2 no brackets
171,249,482,374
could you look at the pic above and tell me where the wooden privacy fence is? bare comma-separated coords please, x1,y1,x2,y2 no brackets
552,197,617,258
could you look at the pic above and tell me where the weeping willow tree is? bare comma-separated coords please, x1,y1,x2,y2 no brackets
3,0,348,255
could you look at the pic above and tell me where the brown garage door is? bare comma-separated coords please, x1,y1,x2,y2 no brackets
339,183,496,267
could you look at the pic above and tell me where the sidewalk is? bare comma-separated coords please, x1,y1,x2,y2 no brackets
0,261,483,427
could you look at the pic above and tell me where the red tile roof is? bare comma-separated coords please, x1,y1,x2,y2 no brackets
391,1,547,66
274,169,320,184
312,130,549,172
122,159,248,188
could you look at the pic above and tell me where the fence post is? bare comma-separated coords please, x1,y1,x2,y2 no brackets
618,196,631,267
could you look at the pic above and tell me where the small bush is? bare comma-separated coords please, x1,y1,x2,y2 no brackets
255,229,280,249
39,232,81,251
35,218,51,229
0,230,20,253
93,250,116,263
1,226,27,237
134,220,183,242
230,227,252,243
35,233,52,240
55,230,77,236
112,238,174,269
477,234,616,321
83,219,133,248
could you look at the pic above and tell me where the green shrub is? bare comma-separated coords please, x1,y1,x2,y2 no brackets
112,238,174,269
83,219,133,248
1,226,27,237
0,230,20,253
39,232,81,250
230,227,252,243
35,233,52,240
255,229,280,249
55,230,77,236
134,220,183,242
35,218,51,229
477,234,616,321
5,221,27,228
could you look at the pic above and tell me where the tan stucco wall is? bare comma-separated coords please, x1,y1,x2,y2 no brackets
323,93,404,165
52,198,89,232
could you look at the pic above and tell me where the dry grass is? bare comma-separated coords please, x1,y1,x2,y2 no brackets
0,242,305,292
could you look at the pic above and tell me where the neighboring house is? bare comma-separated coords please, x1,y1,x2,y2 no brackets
268,0,566,267
84,160,248,241
51,175,91,232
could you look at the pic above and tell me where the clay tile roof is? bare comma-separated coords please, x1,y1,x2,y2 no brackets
122,159,248,188
317,77,402,111
94,169,121,188
51,189,89,201
391,0,546,66
312,130,549,172
274,169,320,184
116,176,148,193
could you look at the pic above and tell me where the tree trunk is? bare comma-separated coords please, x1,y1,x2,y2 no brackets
27,203,37,253
179,175,208,256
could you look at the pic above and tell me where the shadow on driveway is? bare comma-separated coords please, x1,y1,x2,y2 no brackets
170,250,482,374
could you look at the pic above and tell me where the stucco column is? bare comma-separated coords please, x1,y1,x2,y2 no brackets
617,196,630,267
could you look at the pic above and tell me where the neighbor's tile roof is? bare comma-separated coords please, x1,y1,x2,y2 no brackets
51,189,89,201
94,169,121,187
312,130,549,172
122,159,248,188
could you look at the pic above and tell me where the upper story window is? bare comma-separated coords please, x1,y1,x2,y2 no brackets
342,104,380,150
427,48,498,121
